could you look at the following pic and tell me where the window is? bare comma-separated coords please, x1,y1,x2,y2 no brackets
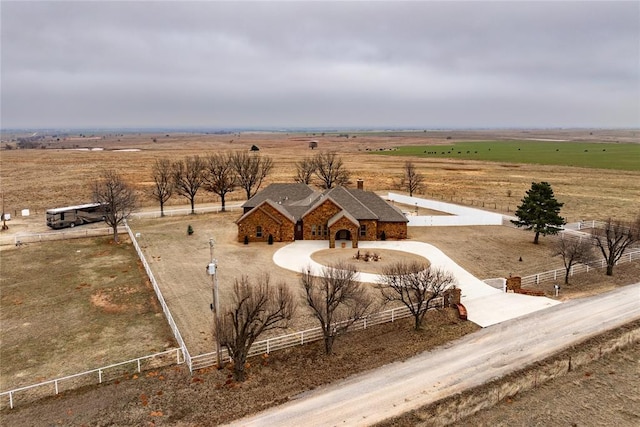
256,226,263,238
318,225,323,236
324,224,329,236
360,224,367,237
311,225,316,236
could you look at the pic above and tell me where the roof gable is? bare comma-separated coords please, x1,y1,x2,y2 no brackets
236,199,296,224
328,210,360,228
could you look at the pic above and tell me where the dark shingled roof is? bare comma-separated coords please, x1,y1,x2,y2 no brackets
241,183,408,223
243,184,316,210
344,188,408,222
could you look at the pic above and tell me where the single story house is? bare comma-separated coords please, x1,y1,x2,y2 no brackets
236,181,408,248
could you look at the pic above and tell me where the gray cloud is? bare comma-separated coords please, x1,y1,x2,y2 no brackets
2,1,638,129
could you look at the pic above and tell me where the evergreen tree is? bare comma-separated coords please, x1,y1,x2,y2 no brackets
512,182,565,244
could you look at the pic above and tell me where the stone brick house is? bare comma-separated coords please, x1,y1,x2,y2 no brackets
236,182,408,248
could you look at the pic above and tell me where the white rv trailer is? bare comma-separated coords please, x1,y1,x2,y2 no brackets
46,203,107,229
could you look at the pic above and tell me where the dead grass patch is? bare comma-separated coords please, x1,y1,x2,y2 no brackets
0,237,176,391
311,248,429,274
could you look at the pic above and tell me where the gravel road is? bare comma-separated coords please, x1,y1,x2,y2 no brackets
227,283,640,427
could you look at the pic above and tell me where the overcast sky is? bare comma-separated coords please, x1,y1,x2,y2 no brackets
1,1,638,130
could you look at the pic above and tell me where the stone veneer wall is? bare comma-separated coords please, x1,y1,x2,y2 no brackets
358,219,378,241
236,205,294,243
377,222,408,239
302,199,342,241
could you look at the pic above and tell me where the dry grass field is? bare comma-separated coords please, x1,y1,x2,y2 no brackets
0,129,638,425
1,129,638,222
0,236,176,391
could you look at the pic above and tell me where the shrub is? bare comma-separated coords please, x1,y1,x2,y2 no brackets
244,235,249,245
268,234,274,245
187,225,194,235
380,231,387,241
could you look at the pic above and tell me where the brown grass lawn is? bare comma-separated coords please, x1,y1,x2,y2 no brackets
0,237,176,391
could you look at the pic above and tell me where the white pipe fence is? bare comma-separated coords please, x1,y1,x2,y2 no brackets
124,223,192,370
521,249,640,287
0,349,181,410
4,227,113,246
132,204,242,219
190,298,444,371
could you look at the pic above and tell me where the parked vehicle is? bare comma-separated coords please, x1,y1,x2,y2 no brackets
46,203,107,229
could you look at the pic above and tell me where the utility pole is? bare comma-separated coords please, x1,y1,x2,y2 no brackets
1,191,8,231
208,238,222,368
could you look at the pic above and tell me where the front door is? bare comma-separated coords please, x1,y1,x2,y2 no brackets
336,229,351,240
295,221,303,240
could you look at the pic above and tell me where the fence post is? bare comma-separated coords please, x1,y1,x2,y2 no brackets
391,309,395,323
301,331,304,345
137,359,141,373
55,379,59,394
536,274,539,284
9,391,13,409
554,270,557,281
267,339,270,354
98,369,102,384
364,318,367,330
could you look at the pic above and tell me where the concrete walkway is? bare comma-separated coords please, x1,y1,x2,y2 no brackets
273,240,560,327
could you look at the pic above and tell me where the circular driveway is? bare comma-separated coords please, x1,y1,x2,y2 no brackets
273,240,560,327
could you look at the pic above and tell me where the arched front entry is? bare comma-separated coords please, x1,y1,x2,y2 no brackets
335,229,351,240
331,228,357,248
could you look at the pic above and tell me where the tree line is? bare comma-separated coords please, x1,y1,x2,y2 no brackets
219,261,457,382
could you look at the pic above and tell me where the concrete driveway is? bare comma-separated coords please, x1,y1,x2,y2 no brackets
273,240,560,327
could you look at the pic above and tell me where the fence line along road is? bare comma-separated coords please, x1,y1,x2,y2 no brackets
521,249,640,287
3,227,113,246
131,204,242,219
0,349,182,410
190,298,444,371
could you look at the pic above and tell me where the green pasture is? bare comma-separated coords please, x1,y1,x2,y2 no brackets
374,141,640,171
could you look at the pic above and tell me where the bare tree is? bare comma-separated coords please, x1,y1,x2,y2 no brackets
204,152,236,212
301,263,374,355
231,152,273,199
294,156,316,185
551,234,595,284
172,156,206,214
150,159,173,217
591,216,640,276
312,151,350,189
219,275,296,382
377,262,455,330
92,170,137,243
399,161,425,197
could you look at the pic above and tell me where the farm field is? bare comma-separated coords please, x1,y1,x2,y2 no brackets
0,128,638,424
1,129,638,222
380,140,640,171
0,236,176,392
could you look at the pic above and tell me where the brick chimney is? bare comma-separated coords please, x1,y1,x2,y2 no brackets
357,179,364,190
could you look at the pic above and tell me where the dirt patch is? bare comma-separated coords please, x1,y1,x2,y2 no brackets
311,248,429,274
